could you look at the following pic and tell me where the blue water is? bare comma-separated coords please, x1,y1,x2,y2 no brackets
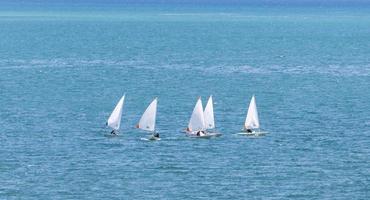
1,5,370,199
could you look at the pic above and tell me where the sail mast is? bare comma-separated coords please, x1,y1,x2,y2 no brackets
137,98,158,132
187,97,206,132
107,94,125,130
244,95,260,129
204,95,215,129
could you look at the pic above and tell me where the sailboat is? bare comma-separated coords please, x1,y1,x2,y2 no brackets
186,97,220,138
106,94,125,135
136,98,160,141
238,95,267,136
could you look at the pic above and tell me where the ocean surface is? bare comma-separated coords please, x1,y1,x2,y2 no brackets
1,4,370,199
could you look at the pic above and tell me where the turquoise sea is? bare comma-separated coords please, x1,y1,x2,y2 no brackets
1,4,370,199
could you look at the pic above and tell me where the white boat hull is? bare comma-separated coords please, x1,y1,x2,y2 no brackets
141,136,161,141
186,132,222,138
236,130,267,136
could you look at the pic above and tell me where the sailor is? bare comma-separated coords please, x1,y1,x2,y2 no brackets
246,129,252,133
111,130,117,135
196,131,201,136
153,133,160,138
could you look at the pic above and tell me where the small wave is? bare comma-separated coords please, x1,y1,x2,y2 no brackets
1,59,369,76
204,64,370,76
0,59,148,70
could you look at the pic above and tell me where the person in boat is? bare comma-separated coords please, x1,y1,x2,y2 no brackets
196,131,206,136
153,133,160,138
246,129,252,133
110,130,117,135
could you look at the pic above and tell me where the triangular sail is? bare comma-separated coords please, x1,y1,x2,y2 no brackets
187,97,206,132
107,95,125,130
137,98,158,132
244,95,260,129
204,95,215,129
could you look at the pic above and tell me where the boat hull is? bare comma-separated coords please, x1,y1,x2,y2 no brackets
141,136,161,141
186,132,222,138
236,131,267,136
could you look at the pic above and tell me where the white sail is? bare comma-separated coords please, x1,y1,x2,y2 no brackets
107,95,125,130
244,95,260,129
187,97,206,132
204,95,215,129
137,98,158,132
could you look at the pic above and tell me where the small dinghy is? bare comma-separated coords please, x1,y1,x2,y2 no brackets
186,97,219,138
106,94,125,135
136,98,160,141
237,95,268,136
